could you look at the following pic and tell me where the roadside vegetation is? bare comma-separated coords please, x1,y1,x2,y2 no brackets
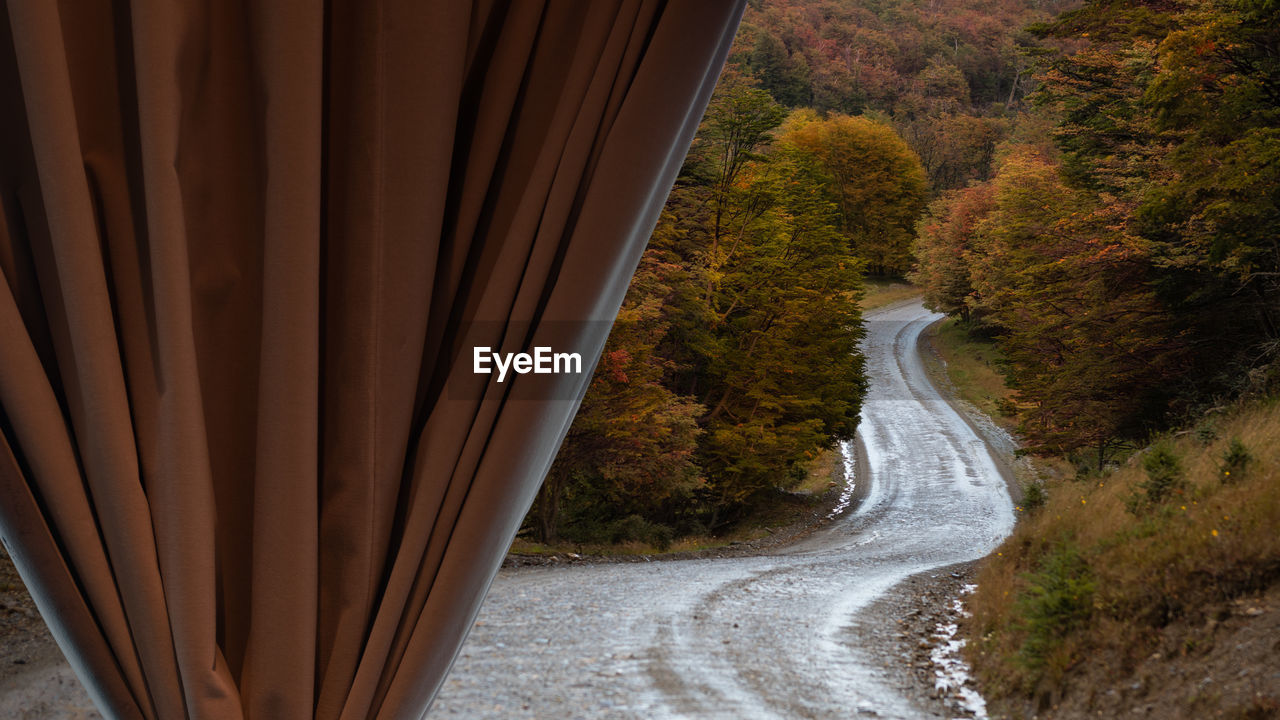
923,318,1019,434
513,278,908,559
966,399,1279,716
929,290,1278,717
924,272,1280,719
912,0,1280,467
908,0,1280,711
524,81,882,549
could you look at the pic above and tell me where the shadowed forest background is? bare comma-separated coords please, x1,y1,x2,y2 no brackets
523,0,1280,552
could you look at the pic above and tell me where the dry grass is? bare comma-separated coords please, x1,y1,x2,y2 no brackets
925,318,1019,433
860,277,920,311
795,446,841,495
966,398,1280,699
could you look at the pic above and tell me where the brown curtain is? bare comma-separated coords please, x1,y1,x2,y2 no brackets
0,1,743,718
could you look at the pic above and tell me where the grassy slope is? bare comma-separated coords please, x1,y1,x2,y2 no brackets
860,277,921,311
968,401,1280,699
927,321,1280,717
924,317,1019,434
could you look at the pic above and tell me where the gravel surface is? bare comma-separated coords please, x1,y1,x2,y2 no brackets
433,300,1017,719
850,561,988,719
0,545,101,719
1,299,1017,719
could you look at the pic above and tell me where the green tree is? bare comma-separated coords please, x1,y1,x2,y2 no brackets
687,146,868,517
654,107,869,522
898,113,1010,191
742,27,812,107
781,114,928,275
1033,0,1280,402
683,70,790,309
1138,0,1280,346
686,68,789,259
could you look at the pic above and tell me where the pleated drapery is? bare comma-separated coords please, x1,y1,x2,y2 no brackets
0,1,745,718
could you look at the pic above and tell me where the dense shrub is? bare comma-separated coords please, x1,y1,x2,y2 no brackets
1219,438,1253,484
1016,545,1095,676
1126,442,1186,513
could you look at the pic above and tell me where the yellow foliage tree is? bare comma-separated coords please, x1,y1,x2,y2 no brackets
781,114,927,275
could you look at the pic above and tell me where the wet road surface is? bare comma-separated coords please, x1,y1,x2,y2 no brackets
431,299,1017,719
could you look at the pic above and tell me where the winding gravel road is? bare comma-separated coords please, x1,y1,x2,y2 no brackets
0,299,1013,719
431,299,1017,719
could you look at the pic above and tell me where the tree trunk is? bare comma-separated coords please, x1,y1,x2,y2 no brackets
536,470,566,543
1251,282,1278,340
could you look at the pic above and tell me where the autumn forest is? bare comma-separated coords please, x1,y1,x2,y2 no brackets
524,0,1280,552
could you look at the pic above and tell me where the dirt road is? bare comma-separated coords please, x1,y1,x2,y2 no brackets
0,299,1015,719
431,299,1017,719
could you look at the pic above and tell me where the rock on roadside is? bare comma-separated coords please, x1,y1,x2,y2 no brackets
849,560,990,719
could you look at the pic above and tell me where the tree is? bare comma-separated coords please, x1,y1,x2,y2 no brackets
781,114,928,275
741,27,812,107
1137,0,1280,347
898,113,1010,191
534,248,704,542
911,181,996,321
683,144,868,517
684,69,790,308
1033,0,1280,401
686,68,789,252
539,101,870,536
967,146,1185,462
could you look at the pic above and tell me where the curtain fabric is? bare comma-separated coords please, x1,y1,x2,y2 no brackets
0,1,744,718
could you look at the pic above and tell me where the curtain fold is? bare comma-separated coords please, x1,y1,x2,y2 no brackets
0,1,745,718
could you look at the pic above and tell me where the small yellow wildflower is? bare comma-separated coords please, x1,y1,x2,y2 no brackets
1212,529,1219,537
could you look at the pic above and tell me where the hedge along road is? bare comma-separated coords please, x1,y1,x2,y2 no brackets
431,298,1018,720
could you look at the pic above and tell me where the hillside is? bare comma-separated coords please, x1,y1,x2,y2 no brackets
965,398,1280,718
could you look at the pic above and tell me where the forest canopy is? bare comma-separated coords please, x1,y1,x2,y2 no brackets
911,0,1280,460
